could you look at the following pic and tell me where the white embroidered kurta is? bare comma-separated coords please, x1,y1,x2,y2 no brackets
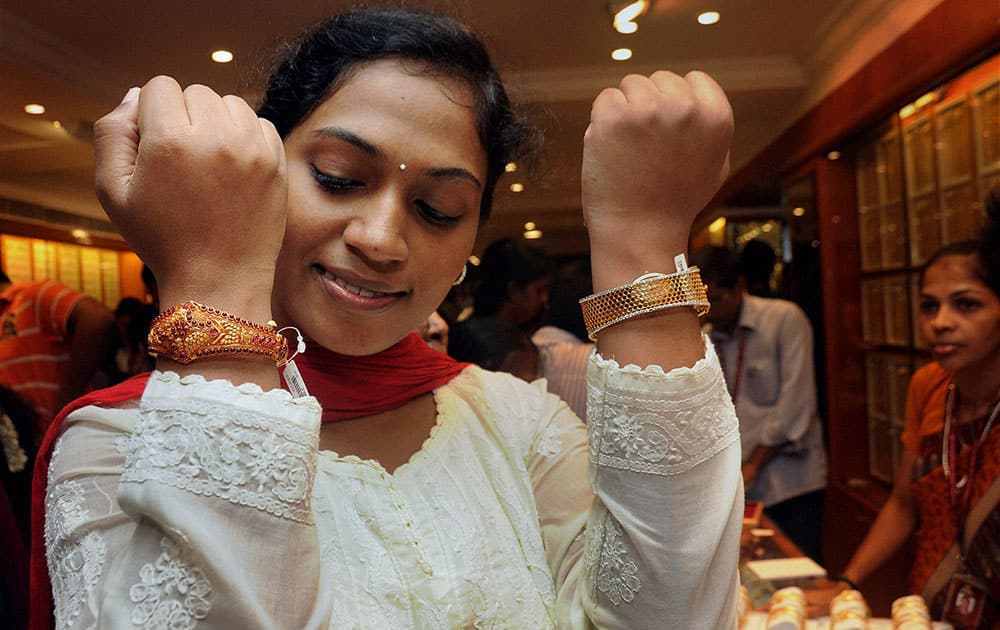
45,338,742,629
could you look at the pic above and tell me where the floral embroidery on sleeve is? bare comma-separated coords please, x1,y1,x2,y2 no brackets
586,511,641,606
45,480,106,630
129,536,212,628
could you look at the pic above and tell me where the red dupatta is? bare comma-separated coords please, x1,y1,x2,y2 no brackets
29,333,469,629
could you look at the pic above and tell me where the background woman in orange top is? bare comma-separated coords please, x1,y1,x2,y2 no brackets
838,193,999,628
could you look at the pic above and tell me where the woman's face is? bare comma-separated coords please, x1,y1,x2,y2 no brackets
919,255,1000,374
273,59,486,355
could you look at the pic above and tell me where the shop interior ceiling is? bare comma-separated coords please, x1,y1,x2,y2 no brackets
0,0,945,255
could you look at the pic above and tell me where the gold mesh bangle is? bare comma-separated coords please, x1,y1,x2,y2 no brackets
148,301,289,366
579,268,709,341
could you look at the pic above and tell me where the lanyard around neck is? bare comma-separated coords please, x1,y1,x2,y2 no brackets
941,382,1000,539
726,328,750,401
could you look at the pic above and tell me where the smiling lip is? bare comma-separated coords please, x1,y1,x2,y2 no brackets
313,265,407,309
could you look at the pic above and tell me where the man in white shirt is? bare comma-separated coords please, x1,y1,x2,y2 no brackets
694,246,828,562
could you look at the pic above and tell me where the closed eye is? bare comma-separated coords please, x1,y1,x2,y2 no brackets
311,164,362,192
416,200,460,227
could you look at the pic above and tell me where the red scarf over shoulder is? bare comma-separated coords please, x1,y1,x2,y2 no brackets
29,333,467,629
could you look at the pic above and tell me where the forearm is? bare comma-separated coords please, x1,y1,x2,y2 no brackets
579,342,742,628
155,286,282,391
842,492,917,585
588,224,704,371
45,373,326,628
743,444,781,485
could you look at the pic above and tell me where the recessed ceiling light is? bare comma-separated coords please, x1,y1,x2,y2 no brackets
613,0,648,34
468,255,481,266
827,150,841,160
505,162,517,173
510,183,524,192
523,229,543,240
524,222,536,230
697,11,721,25
792,207,806,217
211,50,234,63
611,48,633,61
24,104,45,115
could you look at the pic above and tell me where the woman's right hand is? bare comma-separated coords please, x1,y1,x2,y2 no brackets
94,76,287,321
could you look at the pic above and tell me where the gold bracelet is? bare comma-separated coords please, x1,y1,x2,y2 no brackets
148,301,289,366
578,264,709,341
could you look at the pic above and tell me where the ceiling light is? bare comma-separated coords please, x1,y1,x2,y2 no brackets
611,48,633,61
71,229,90,241
510,183,524,192
523,229,543,240
505,162,518,173
24,104,45,115
827,150,841,160
211,50,234,63
792,207,806,217
468,255,481,266
697,11,721,25
524,222,536,230
613,1,648,34
761,223,773,233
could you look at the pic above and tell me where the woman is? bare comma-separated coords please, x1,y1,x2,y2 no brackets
837,199,999,628
32,7,740,629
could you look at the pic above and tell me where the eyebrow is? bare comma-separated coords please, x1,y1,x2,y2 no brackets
310,126,483,190
311,126,382,159
427,167,483,190
919,288,982,300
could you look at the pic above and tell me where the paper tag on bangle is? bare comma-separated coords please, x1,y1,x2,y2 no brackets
674,253,688,272
282,359,310,398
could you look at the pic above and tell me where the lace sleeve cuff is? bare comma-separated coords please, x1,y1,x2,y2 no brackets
120,371,322,523
586,335,739,475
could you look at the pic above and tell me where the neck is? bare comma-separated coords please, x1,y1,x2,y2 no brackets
952,356,1000,413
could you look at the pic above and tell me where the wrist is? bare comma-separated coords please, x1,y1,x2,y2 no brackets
830,574,861,591
588,237,691,293
157,289,274,326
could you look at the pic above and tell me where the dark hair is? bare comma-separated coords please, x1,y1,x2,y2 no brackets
545,258,592,342
740,240,776,284
256,6,538,220
473,238,554,316
0,269,10,285
449,315,534,371
920,188,1000,297
691,246,742,289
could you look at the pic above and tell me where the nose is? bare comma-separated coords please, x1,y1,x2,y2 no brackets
929,305,956,332
342,192,409,268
